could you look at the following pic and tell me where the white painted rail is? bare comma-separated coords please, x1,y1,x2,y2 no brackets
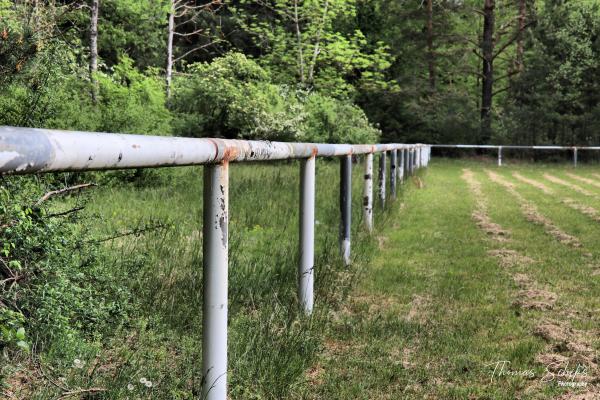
0,126,431,400
431,144,600,167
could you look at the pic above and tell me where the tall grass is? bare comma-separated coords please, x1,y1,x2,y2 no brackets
54,159,397,399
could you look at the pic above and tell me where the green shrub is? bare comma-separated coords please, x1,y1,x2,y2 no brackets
172,52,380,143
0,177,131,355
301,92,380,143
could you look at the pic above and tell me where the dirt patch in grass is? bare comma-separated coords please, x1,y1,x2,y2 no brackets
472,210,510,240
556,389,600,400
406,294,431,324
377,235,388,250
534,321,598,372
521,203,582,247
486,170,582,248
305,363,325,386
400,346,416,369
513,172,555,195
513,289,558,311
462,169,510,242
562,198,600,222
510,176,600,226
512,273,531,287
347,292,402,319
565,172,600,189
487,249,534,268
543,174,593,196
323,338,364,357
591,173,600,182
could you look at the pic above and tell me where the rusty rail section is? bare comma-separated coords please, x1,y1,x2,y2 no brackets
0,126,431,400
431,144,600,167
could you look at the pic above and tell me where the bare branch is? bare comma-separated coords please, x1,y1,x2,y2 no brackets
492,85,511,97
174,28,208,37
493,21,534,60
45,206,86,218
35,183,97,206
173,40,222,62
57,388,107,400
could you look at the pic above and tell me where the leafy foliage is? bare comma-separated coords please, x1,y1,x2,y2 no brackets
171,52,379,142
503,1,600,145
234,0,395,98
0,178,131,355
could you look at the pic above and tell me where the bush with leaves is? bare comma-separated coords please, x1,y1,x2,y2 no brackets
0,177,131,357
301,92,380,143
172,52,304,140
172,52,380,143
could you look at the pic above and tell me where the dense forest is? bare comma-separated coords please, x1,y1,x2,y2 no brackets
1,0,600,145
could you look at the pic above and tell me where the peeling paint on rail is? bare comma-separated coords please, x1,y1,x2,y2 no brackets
0,126,427,174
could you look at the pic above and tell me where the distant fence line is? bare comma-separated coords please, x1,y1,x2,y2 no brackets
0,126,431,400
431,144,600,167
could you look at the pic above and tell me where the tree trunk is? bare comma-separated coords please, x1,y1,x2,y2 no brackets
307,0,329,85
293,0,305,84
166,0,175,99
426,0,435,91
89,0,99,103
515,0,526,72
480,0,495,143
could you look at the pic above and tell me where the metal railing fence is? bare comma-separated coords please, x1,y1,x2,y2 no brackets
431,144,600,167
0,126,431,400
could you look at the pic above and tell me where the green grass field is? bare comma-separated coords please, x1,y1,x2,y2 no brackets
308,159,599,399
4,159,600,399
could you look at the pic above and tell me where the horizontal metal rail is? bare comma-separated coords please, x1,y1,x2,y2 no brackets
431,143,600,167
0,125,431,400
432,144,600,150
0,126,423,174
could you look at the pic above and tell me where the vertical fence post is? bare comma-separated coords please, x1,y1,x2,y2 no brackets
399,148,405,183
408,149,413,175
498,146,503,167
413,148,417,171
363,153,374,232
390,149,397,199
573,147,578,167
299,156,316,314
339,155,352,266
378,151,387,208
202,162,229,400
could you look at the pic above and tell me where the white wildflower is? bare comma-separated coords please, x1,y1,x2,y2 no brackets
127,383,134,391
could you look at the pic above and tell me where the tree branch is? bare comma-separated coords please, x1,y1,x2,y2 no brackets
492,21,534,60
57,388,107,400
492,85,511,97
173,40,222,62
35,183,96,206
